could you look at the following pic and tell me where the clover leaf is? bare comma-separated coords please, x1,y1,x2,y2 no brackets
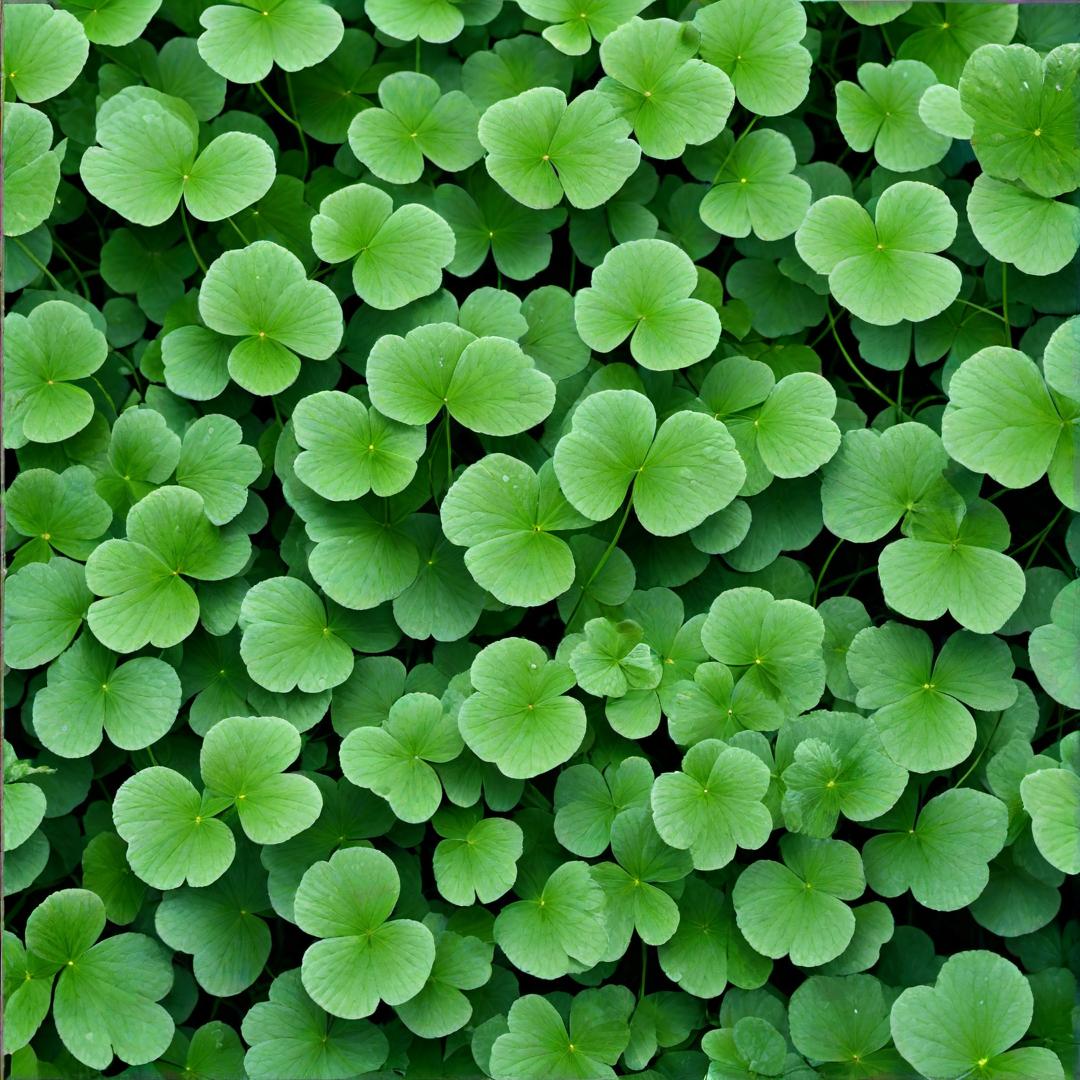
967,175,1080,277
478,87,641,210
3,4,89,103
197,0,344,84
22,888,174,1070
942,345,1080,511
176,414,263,525
367,322,555,435
395,928,492,1038
891,951,1065,1079
490,987,633,1080
4,301,108,448
441,454,588,606
3,104,65,237
340,692,461,822
959,43,1080,198
492,860,608,978
6,465,111,567
1021,768,1080,875
553,757,654,857
293,390,425,501
32,634,181,758
652,739,773,870
701,586,826,715
570,617,662,698
796,180,961,324
733,834,865,967
3,559,92,670
155,843,271,996
1030,579,1080,708
458,638,586,779
517,0,649,56
878,493,1026,633
347,72,481,184
836,60,951,171
897,3,1018,85
432,805,524,905
847,622,1018,772
85,486,250,652
574,239,721,369
81,87,275,226
695,0,812,116
597,17,734,160
239,577,357,693
699,129,812,241
296,846,436,1018
777,710,908,838
554,389,745,536
242,968,389,1079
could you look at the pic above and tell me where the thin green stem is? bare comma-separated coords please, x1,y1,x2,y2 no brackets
255,80,301,130
564,493,635,629
180,204,209,274
51,237,91,298
827,305,898,411
880,23,895,57
11,236,65,292
445,408,453,493
145,746,159,767
896,366,905,424
226,216,252,245
951,711,1003,790
284,73,309,177
954,297,1007,324
712,116,759,183
1010,507,1065,568
568,253,577,293
638,940,648,1002
813,538,844,606
415,37,421,72
1001,262,1010,344
270,395,284,428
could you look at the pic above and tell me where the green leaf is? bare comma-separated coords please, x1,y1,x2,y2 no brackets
652,739,772,869
598,17,735,160
1021,768,1080,875
733,835,865,967
490,987,634,1079
478,87,641,210
695,0,812,116
863,788,1009,910
3,558,93,670
4,301,108,447
517,0,650,56
967,174,1080,277
898,3,1018,85
959,42,1080,198
293,390,426,500
847,622,1017,772
176,414,264,525
347,71,481,185
441,455,588,606
296,846,436,1018
113,766,236,889
574,239,721,369
459,638,586,779
570,617,662,698
554,389,745,535
432,806,524,905
196,0,344,84
198,241,343,395
891,950,1064,1080
492,860,608,979
788,974,893,1070
340,692,461,822
242,968,389,1079
3,104,65,237
239,577,356,692
32,634,181,758
81,88,275,226
3,4,89,103
795,181,961,325
942,346,1080,510
85,486,250,652
836,61,951,170
366,322,555,434
60,0,163,46
1030,580,1080,708
201,714,323,843
6,465,111,565
394,929,492,1038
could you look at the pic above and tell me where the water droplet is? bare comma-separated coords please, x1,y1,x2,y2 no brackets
501,475,509,482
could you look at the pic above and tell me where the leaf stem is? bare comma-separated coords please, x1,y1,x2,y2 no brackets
226,216,251,245
51,236,92,298
951,711,1003,790
563,491,635,629
1009,506,1064,568
284,73,309,177
712,116,759,183
415,37,421,73
256,78,309,175
638,939,648,1002
827,305,898,412
445,408,453,493
1001,262,1010,344
953,297,1007,325
812,537,844,606
180,204,209,275
11,235,65,292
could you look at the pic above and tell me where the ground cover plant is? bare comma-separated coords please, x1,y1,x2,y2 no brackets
2,0,1079,1075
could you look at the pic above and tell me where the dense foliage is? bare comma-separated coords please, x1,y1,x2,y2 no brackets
3,0,1079,1076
